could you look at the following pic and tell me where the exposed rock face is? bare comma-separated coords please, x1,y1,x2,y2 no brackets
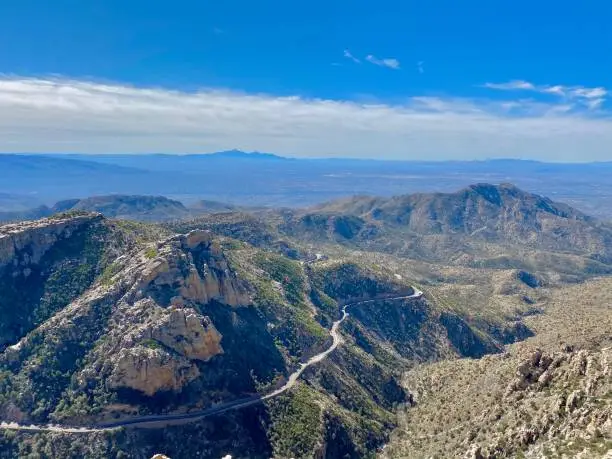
0,214,102,269
181,231,251,306
149,308,223,362
103,231,247,395
0,214,107,348
0,222,249,401
129,230,251,308
109,346,200,395
499,347,612,458
394,344,611,458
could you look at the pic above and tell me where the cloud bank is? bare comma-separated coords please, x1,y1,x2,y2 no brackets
0,77,611,161
483,80,608,111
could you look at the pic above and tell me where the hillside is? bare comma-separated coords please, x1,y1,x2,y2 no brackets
383,277,612,459
1,196,194,223
69,195,190,221
187,200,239,213
0,214,529,458
277,183,612,276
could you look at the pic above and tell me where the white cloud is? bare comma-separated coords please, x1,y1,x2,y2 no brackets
586,98,605,110
483,80,536,91
343,50,361,64
0,76,611,161
365,55,400,70
483,80,608,111
542,85,566,96
571,87,607,99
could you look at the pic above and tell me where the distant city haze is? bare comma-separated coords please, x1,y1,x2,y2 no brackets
2,153,612,220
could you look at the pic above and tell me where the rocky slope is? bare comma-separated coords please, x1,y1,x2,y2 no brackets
0,213,531,458
277,183,612,276
0,214,112,350
0,195,193,223
383,278,612,459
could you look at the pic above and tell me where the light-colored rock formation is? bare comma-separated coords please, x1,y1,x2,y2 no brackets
0,220,249,400
129,230,251,307
109,346,200,396
149,308,223,362
0,214,101,269
179,231,251,306
100,231,249,396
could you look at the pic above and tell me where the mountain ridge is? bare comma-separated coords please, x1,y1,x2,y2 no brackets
0,212,527,458
276,183,612,274
0,180,610,457
3,154,612,215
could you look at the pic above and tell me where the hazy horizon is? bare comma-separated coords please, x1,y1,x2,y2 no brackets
1,150,612,165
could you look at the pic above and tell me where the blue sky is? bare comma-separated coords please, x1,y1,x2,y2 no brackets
0,0,611,160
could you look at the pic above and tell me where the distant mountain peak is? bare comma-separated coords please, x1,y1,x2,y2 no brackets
466,183,522,206
207,150,287,160
467,182,522,194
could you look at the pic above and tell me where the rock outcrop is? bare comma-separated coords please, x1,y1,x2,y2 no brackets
105,305,224,394
149,308,223,362
0,214,102,269
393,344,611,458
128,230,251,308
109,346,200,396
103,231,248,395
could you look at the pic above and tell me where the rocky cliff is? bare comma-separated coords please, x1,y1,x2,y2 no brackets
0,214,100,268
0,214,109,349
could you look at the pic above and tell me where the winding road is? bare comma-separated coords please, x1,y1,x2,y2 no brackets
0,288,423,433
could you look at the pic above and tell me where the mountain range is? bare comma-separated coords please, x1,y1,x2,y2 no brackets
3,153,612,217
0,212,516,458
276,183,612,274
0,195,240,223
0,183,610,458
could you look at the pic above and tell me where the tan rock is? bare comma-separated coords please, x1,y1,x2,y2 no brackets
150,308,223,361
0,214,101,269
465,444,485,459
131,232,250,307
109,346,200,396
183,230,213,250
565,390,584,413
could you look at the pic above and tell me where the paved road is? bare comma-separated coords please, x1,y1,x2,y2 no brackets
0,288,423,433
